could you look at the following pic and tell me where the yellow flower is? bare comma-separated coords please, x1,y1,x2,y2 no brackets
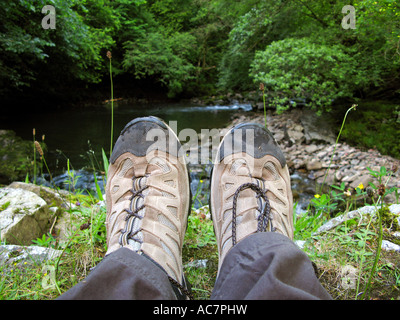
357,183,364,190
200,180,204,183
314,194,321,199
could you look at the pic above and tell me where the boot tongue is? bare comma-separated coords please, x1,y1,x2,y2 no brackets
125,176,149,251
230,159,263,218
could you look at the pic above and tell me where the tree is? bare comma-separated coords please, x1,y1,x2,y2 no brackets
0,0,117,102
123,31,197,97
250,38,368,113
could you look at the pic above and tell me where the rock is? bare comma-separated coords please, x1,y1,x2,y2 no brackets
185,259,208,269
314,204,400,235
381,240,400,253
287,129,304,143
316,150,328,159
314,206,377,235
342,174,358,183
8,181,67,209
305,145,319,154
390,204,400,215
194,205,211,220
340,265,358,289
306,160,323,171
0,244,62,265
349,175,374,189
292,159,306,170
0,187,51,245
295,240,306,249
300,110,336,144
273,132,285,143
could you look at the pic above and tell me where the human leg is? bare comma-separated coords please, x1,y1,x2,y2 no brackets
58,116,192,300
211,232,331,299
209,122,331,300
57,248,178,300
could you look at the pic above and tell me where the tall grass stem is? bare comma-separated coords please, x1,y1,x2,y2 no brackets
108,52,114,157
319,104,357,194
33,129,36,184
35,141,53,183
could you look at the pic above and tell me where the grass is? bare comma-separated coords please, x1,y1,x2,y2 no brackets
300,206,400,300
107,51,114,157
0,192,106,300
2,174,398,300
183,206,218,300
0,188,219,300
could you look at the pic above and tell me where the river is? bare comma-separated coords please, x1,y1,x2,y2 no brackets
4,100,252,171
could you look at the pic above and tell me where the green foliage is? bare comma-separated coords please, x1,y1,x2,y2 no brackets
123,31,197,97
32,233,56,248
217,5,271,91
250,38,368,113
2,0,400,110
0,0,117,99
341,102,400,159
218,0,400,111
0,130,38,183
185,209,216,249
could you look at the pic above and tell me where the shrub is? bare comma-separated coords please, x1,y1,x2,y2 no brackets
250,38,368,113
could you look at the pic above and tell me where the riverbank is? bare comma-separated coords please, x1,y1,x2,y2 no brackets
225,108,400,202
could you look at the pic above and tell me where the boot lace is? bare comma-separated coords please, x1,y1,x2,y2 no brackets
119,176,148,247
231,182,273,246
120,176,193,300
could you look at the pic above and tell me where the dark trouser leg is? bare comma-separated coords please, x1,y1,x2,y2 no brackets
57,248,177,300
211,232,332,300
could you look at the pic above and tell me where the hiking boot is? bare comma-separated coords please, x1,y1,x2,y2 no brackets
105,116,191,298
210,123,293,270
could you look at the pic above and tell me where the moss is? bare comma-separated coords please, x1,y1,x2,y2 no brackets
0,201,10,212
384,232,400,246
0,130,46,184
379,206,399,232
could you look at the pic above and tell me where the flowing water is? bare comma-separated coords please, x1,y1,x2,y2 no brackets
4,100,252,171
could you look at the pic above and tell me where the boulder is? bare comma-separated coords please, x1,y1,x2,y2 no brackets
340,265,358,290
0,187,52,245
300,110,336,144
314,204,400,235
8,181,67,209
0,130,45,184
0,244,62,265
381,240,400,253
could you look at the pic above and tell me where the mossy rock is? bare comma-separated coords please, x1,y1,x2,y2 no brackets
379,205,400,232
0,130,46,184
